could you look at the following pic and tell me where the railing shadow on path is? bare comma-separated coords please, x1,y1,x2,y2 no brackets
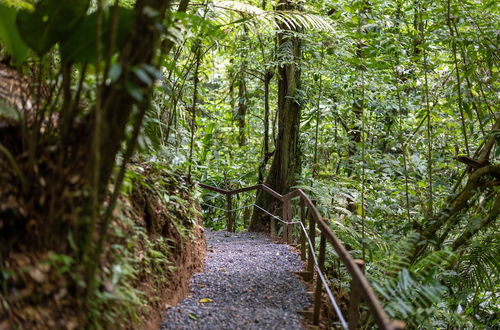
198,182,406,330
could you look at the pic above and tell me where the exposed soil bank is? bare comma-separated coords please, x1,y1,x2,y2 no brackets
140,223,206,329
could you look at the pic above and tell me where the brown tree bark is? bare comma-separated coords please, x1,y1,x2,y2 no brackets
237,74,247,146
250,0,302,231
258,70,274,183
411,164,500,261
452,192,500,251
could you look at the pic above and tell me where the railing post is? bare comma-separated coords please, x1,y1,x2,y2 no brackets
287,199,293,244
226,193,233,232
282,198,292,244
307,208,316,279
299,198,306,260
348,259,365,330
313,234,326,325
270,212,275,238
282,199,288,242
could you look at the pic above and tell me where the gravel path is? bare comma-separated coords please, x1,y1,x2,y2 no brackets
160,230,311,330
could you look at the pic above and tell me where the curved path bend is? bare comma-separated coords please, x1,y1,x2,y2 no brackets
160,230,311,330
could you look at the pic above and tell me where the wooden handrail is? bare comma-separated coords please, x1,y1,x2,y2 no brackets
230,184,263,194
198,183,229,194
297,190,394,329
259,184,284,200
198,182,404,330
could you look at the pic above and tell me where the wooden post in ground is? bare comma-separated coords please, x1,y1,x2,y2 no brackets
299,198,306,260
282,198,288,242
313,234,326,325
282,198,293,244
226,193,233,232
270,212,275,238
306,209,316,280
348,259,365,329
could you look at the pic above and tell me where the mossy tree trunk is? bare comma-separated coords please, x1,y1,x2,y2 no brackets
250,0,302,231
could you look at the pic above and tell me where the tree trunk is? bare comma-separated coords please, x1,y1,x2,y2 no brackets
237,74,247,146
258,70,274,183
250,0,301,231
92,0,171,199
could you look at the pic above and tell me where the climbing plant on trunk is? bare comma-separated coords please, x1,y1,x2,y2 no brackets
250,0,302,231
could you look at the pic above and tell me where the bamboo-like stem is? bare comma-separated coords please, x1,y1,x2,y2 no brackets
395,72,412,225
392,5,412,226
356,6,367,262
452,21,485,136
312,48,324,178
447,0,470,156
423,45,433,218
187,43,202,181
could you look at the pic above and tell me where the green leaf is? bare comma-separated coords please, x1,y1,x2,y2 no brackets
133,66,153,86
140,64,163,80
108,63,122,82
125,81,144,102
16,0,90,55
462,102,472,120
0,4,29,64
0,99,20,121
59,7,135,63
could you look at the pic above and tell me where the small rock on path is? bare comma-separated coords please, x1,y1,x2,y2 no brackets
160,230,311,330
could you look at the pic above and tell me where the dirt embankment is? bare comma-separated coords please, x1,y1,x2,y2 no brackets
135,199,206,329
0,163,206,329
121,163,206,329
140,224,205,329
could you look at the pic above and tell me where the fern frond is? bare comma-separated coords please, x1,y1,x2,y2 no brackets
455,243,500,291
372,267,447,320
211,0,334,33
214,1,265,16
370,232,420,278
412,250,456,276
366,233,456,327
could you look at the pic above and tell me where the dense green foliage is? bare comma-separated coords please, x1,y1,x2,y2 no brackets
0,0,498,328
152,0,499,327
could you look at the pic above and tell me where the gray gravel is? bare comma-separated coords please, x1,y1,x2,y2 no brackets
160,230,311,330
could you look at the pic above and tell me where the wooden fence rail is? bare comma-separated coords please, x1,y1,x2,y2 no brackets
198,183,405,330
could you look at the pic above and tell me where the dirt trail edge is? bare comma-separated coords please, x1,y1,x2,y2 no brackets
160,230,311,330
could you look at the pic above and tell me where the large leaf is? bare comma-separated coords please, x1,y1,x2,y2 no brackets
16,0,90,55
0,4,29,64
1,1,33,10
59,7,135,63
0,99,21,122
